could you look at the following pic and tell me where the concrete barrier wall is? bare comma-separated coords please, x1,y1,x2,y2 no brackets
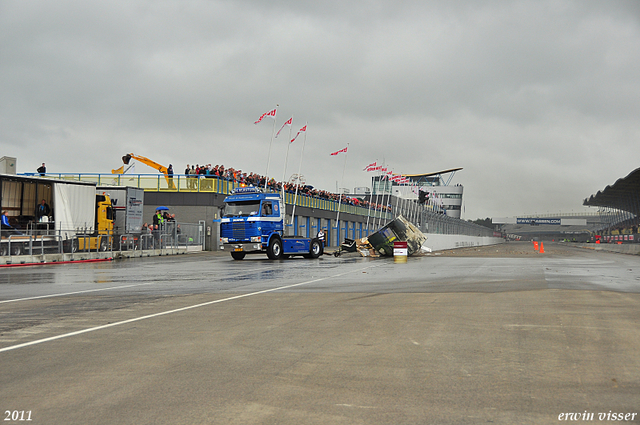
578,243,640,255
423,234,504,252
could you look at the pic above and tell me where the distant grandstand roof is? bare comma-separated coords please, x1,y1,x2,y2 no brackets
583,167,640,215
400,168,463,186
402,168,463,178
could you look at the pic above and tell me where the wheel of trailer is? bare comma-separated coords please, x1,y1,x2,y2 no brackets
99,237,109,252
305,239,323,259
266,237,283,260
231,251,245,260
0,245,8,256
11,244,22,256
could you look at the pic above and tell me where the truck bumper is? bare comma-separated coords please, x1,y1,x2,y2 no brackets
220,243,263,253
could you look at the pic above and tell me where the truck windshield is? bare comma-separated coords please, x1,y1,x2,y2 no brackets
223,200,261,217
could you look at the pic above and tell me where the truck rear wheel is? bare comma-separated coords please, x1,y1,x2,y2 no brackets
266,238,283,260
305,239,323,259
231,251,246,260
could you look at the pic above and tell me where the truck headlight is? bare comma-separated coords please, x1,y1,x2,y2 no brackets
250,236,261,243
220,237,229,243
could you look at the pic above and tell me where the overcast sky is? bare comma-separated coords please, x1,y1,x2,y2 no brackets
1,0,639,219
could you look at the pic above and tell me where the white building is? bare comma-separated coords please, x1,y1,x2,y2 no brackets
372,168,464,219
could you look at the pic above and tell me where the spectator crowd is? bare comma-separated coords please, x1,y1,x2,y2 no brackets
179,163,392,212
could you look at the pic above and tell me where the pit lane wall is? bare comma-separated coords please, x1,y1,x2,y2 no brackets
422,234,504,252
577,243,640,255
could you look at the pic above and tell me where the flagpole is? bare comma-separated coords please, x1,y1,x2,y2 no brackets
291,121,307,229
280,117,293,202
374,172,382,229
264,105,278,191
412,185,418,224
379,170,387,227
281,118,294,234
335,143,349,230
365,168,375,233
382,166,392,225
382,168,393,227
382,170,389,226
411,186,417,224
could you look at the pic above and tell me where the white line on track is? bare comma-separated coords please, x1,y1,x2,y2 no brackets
0,282,161,304
0,264,292,304
0,263,379,353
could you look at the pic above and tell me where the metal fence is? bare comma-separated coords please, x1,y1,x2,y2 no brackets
27,173,394,222
390,199,496,237
0,221,204,257
22,172,494,238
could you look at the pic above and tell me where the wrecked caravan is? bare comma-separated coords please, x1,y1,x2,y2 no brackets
367,216,427,256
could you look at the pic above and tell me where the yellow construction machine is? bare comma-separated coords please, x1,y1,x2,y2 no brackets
112,154,174,189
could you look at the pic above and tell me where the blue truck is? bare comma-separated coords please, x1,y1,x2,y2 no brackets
218,187,323,260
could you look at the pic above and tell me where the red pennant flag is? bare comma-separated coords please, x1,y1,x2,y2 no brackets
363,161,377,171
275,117,293,138
330,147,348,156
290,124,307,143
254,108,277,124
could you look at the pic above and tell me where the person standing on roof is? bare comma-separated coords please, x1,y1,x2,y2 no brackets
189,165,197,189
185,164,191,189
167,164,175,190
37,163,46,176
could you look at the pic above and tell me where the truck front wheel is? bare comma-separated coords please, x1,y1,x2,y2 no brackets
231,251,246,260
266,238,283,260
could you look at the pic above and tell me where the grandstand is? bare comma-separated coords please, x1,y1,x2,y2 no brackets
583,166,640,237
494,166,640,243
493,214,604,242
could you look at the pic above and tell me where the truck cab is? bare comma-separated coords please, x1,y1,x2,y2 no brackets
77,193,115,251
219,187,322,260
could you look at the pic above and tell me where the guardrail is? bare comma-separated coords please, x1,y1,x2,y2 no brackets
21,173,495,237
0,221,204,257
24,172,395,221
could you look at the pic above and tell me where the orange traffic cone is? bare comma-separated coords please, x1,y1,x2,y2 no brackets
539,242,545,253
533,241,539,251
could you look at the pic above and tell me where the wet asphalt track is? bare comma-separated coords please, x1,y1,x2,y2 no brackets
0,242,639,424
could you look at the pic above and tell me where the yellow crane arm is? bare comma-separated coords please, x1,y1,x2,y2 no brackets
111,154,174,189
112,154,168,175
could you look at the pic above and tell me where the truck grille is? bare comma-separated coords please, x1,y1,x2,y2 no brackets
220,221,260,240
232,222,247,239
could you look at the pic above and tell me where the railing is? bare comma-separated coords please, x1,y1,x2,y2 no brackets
21,173,493,237
0,221,204,257
24,173,395,221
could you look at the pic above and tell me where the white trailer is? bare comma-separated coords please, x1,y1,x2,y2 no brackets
0,174,97,256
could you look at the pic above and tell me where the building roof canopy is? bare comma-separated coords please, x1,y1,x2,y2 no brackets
583,167,640,214
402,168,463,178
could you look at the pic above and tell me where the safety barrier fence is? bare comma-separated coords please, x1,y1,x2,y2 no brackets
29,173,395,220
0,221,204,257
25,173,494,238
